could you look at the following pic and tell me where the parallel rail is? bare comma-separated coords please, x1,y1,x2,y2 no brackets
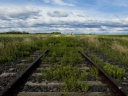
0,49,128,96
79,50,128,96
0,49,49,96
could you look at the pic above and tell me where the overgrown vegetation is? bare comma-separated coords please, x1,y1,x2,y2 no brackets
77,34,127,84
0,34,49,64
103,63,125,82
41,36,89,92
78,35,128,65
1,34,127,91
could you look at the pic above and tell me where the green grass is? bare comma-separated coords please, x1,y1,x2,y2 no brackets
0,34,50,64
40,36,89,91
1,34,127,91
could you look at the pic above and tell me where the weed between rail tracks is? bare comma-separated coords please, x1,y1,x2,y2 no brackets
40,37,90,92
1,34,127,92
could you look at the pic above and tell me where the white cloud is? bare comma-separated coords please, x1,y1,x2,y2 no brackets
0,6,40,20
0,6,128,34
53,0,74,6
47,11,69,17
101,26,108,29
44,0,74,6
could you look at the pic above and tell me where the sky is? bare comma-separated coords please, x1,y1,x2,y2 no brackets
0,0,128,34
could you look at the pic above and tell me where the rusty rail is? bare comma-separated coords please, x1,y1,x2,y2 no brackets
0,49,49,96
79,50,128,96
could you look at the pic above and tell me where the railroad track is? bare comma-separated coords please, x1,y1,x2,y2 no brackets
0,47,128,96
0,49,48,96
79,50,128,96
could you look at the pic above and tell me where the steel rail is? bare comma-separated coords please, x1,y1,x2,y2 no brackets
0,49,49,96
79,50,128,96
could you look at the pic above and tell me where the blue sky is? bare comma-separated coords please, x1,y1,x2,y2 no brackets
0,0,128,34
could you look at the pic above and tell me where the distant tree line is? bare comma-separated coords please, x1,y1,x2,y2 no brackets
35,32,61,34
51,32,61,34
0,31,29,34
0,31,61,34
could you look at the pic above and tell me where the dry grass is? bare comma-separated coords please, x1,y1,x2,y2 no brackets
121,37,128,41
3,40,19,50
111,41,128,55
52,35,60,37
0,42,4,48
78,36,100,47
14,40,20,45
23,38,32,44
87,37,100,47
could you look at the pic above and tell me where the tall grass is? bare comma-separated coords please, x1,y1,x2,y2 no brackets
77,35,128,65
0,34,50,64
111,41,128,55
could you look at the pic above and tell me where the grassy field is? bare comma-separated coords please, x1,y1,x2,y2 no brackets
1,33,128,66
77,34,128,65
0,34,128,87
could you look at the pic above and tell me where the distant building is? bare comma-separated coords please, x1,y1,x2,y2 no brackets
70,32,73,35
